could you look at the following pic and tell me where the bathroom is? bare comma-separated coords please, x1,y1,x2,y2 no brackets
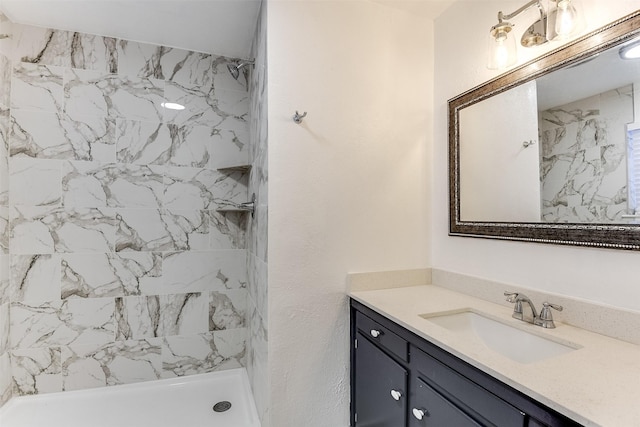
1,0,640,426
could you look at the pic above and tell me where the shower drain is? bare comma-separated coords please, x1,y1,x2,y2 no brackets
212,401,232,413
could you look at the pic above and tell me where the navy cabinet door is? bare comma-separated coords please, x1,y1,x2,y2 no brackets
354,332,408,427
408,377,482,427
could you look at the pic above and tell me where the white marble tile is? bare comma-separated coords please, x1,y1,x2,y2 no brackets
65,69,165,121
10,298,115,349
0,302,8,354
0,256,8,305
0,206,8,254
115,119,172,165
0,13,13,58
161,329,245,379
10,158,61,206
115,293,207,340
210,211,246,250
0,352,11,406
115,209,210,252
62,338,162,390
165,123,215,168
164,167,248,210
162,250,247,293
247,254,268,323
10,206,116,254
12,24,117,73
10,110,116,162
12,63,64,112
0,54,11,113
61,252,162,299
209,289,246,331
215,88,249,123
163,81,223,126
117,41,212,86
0,116,9,206
11,254,61,303
62,161,164,208
11,347,62,395
210,122,249,169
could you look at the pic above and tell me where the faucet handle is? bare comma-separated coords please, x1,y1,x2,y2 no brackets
535,302,563,328
504,291,519,302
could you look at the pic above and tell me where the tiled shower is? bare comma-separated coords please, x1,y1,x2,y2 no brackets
0,4,268,424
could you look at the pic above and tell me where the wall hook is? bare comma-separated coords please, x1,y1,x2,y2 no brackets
293,111,307,124
522,140,536,148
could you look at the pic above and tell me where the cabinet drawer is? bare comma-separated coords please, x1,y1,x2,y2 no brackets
356,311,408,361
410,376,482,427
413,347,526,427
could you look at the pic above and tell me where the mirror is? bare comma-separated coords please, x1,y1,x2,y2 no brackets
449,10,640,250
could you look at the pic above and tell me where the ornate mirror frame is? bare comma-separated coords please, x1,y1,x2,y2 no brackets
449,10,640,251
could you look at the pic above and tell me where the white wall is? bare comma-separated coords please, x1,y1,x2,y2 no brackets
267,0,432,425
434,1,640,311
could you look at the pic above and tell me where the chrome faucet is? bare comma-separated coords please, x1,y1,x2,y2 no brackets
504,292,563,328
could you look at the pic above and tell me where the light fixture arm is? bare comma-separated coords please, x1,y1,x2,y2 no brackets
498,0,544,24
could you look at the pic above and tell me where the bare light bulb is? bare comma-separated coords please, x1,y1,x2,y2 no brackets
488,25,516,70
555,0,578,38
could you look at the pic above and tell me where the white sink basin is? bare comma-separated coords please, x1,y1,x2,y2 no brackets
421,310,580,364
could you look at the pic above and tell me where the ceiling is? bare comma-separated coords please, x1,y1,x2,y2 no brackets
0,0,454,59
0,0,263,58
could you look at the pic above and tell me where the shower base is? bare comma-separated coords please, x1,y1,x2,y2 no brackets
0,368,260,427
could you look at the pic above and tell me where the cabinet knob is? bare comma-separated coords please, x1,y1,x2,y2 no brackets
370,329,382,338
412,408,428,420
390,389,402,401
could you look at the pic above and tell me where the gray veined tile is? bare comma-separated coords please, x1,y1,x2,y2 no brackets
162,250,247,294
65,69,165,122
10,298,115,349
0,256,8,305
163,81,224,127
61,252,162,299
210,210,247,250
209,289,246,331
0,116,9,206
161,329,245,379
117,41,213,86
0,206,8,254
12,24,117,73
115,119,172,165
164,167,248,211
115,293,207,340
115,209,210,252
12,63,64,113
0,302,8,353
0,353,11,406
62,161,164,208
10,206,116,254
209,123,250,169
10,254,61,303
10,110,116,162
61,338,162,390
0,54,11,113
11,347,62,395
10,158,62,206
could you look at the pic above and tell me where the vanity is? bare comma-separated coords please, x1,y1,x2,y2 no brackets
349,280,640,427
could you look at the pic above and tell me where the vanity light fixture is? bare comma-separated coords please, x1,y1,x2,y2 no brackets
487,0,583,70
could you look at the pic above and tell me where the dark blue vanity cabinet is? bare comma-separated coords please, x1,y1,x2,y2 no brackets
350,299,583,427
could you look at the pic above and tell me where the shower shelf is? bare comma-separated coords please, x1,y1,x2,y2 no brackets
217,164,251,173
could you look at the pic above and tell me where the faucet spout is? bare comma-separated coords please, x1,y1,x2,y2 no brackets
504,291,538,324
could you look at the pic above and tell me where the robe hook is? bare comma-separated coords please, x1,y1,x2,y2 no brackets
293,111,307,124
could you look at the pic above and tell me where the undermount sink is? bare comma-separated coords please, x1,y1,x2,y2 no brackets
421,310,580,364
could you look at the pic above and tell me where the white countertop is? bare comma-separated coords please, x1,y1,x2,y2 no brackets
350,285,640,427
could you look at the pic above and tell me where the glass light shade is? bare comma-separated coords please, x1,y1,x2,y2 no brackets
487,25,517,70
555,0,578,37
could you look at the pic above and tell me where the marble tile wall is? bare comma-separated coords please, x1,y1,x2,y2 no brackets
2,16,252,398
0,12,13,408
539,85,633,222
246,2,269,427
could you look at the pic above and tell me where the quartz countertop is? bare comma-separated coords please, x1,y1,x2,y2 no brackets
350,285,640,427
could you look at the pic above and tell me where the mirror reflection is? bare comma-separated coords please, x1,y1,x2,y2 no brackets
459,35,640,224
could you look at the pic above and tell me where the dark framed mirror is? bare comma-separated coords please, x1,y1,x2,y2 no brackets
449,10,640,250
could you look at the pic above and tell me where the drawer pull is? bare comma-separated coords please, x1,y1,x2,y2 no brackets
412,408,428,420
390,389,402,401
370,329,382,338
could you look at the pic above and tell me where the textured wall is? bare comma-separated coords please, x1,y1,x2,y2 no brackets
2,17,252,397
246,2,269,426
